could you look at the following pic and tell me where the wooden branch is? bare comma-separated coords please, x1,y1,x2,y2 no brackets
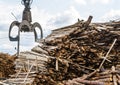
56,57,59,71
0,81,9,85
76,79,104,85
84,16,93,29
23,63,34,84
92,74,112,80
65,78,104,85
118,80,120,85
116,74,120,79
112,66,118,85
98,39,117,70
95,77,112,82
82,69,99,80
35,57,38,72
113,73,117,85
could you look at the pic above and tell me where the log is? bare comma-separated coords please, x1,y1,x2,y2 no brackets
65,78,104,85
92,74,112,80
112,66,118,85
32,45,49,55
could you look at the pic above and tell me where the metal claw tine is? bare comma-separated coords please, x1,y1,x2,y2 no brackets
9,21,20,41
32,22,43,42
9,0,43,56
9,0,43,41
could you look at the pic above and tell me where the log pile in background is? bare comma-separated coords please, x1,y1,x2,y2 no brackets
32,16,120,85
0,53,16,78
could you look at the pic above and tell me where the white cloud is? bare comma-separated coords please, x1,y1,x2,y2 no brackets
20,43,39,52
32,6,82,35
101,0,111,4
91,0,111,4
101,9,120,21
0,2,22,25
74,0,112,5
47,6,82,28
1,40,17,54
2,43,14,50
74,0,87,5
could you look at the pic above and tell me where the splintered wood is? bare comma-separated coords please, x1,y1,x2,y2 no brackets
65,66,120,85
0,53,16,78
1,51,49,85
32,16,120,85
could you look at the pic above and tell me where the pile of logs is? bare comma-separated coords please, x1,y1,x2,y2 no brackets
32,16,120,85
65,65,120,85
0,53,16,78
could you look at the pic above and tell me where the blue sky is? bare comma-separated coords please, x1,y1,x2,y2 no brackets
0,0,120,54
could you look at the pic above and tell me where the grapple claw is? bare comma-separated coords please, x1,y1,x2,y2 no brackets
9,0,43,42
19,20,31,32
9,21,20,41
9,0,43,56
32,22,43,42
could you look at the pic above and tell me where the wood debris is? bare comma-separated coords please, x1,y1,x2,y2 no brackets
65,66,120,85
0,53,16,78
1,16,120,85
31,16,120,85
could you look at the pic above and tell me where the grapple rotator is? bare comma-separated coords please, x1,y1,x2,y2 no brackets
9,0,43,42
